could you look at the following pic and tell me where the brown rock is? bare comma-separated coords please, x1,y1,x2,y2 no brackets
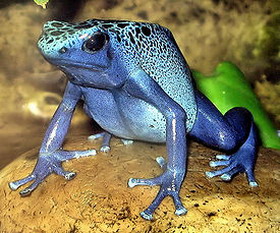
0,136,279,232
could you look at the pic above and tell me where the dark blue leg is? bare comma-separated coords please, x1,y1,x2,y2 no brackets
189,91,258,186
125,69,189,220
9,82,97,196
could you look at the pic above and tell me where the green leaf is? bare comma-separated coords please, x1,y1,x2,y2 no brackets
193,61,280,149
34,0,49,9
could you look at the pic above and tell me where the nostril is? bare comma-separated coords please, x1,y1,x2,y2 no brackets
46,38,54,44
58,47,68,54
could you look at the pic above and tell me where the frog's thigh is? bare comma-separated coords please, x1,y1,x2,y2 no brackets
189,91,251,151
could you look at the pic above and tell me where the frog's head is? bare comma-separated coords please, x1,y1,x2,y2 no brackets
37,20,128,88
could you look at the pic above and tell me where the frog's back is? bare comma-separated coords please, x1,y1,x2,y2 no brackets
104,20,197,131
83,19,197,131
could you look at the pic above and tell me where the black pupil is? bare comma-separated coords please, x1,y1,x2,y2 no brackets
84,33,107,52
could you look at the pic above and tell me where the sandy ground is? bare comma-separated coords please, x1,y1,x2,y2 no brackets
0,136,279,232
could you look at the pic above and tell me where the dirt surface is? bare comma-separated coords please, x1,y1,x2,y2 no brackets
0,137,279,232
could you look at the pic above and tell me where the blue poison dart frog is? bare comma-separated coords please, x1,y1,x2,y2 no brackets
9,19,258,220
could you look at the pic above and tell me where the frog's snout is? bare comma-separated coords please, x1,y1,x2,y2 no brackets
38,21,72,58
42,21,51,33
42,21,65,34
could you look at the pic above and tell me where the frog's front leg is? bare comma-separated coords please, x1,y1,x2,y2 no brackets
124,69,188,220
9,82,96,196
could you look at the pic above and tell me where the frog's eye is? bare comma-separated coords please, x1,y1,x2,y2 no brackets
82,32,109,54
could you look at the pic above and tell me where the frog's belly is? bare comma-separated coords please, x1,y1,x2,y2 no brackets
116,96,167,142
82,88,166,143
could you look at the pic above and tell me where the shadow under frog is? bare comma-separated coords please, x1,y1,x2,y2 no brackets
9,19,258,220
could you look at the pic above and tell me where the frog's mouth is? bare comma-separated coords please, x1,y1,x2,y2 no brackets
48,58,109,72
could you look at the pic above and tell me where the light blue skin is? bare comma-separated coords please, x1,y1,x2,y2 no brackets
9,19,258,220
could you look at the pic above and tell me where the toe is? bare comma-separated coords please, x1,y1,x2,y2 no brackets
127,178,137,188
19,180,41,197
141,188,166,220
9,175,35,191
175,207,188,216
73,150,97,159
209,160,230,167
100,145,110,153
140,210,153,221
88,132,105,140
249,181,258,187
128,177,161,187
172,193,188,216
216,155,230,160
220,173,232,181
121,139,134,145
246,168,258,187
53,166,76,180
58,150,97,161
64,172,76,180
19,189,32,197
206,165,234,178
156,156,166,169
220,167,242,181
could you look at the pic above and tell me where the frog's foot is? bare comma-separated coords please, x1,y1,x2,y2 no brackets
128,157,186,220
206,151,258,187
88,132,112,152
155,156,167,170
121,139,134,145
9,149,96,196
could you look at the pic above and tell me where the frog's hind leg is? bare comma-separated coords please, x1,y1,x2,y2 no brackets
88,132,134,152
189,91,258,186
205,124,258,186
88,132,112,152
